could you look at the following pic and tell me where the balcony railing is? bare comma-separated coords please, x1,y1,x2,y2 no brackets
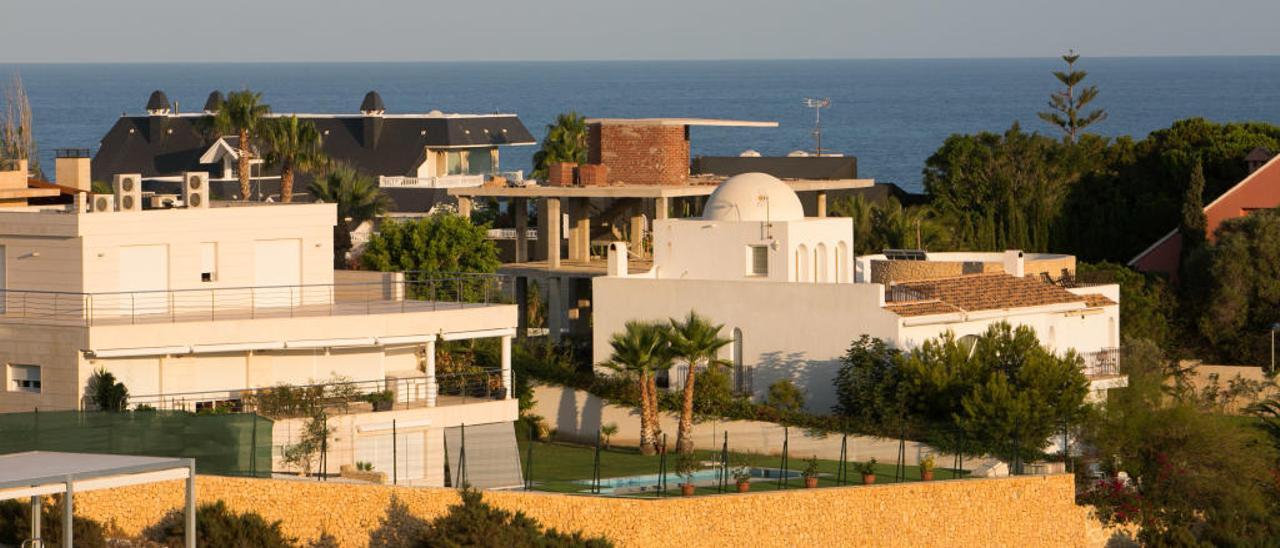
1081,347,1121,377
120,369,509,414
0,273,509,327
378,175,485,189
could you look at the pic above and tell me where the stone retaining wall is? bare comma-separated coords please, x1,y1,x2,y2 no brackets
75,474,1117,547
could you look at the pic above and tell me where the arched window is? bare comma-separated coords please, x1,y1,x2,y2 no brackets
815,243,828,283
836,241,849,283
795,244,809,282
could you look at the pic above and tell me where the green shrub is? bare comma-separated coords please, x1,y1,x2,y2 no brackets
145,500,296,548
426,489,612,547
765,379,806,414
0,498,109,548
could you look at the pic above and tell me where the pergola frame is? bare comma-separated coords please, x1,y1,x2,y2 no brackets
0,452,195,548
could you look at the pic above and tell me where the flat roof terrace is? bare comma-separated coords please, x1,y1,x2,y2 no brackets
0,274,509,327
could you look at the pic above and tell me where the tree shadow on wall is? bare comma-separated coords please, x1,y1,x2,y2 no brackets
369,495,430,548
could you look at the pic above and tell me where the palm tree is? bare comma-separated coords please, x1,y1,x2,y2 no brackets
210,90,270,200
309,165,390,268
601,321,672,455
263,116,325,203
531,112,588,179
665,311,731,453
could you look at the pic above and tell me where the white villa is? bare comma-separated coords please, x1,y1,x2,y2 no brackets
0,164,521,487
592,173,1126,412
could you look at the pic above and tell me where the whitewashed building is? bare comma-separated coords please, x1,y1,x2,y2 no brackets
593,173,1125,412
0,173,520,487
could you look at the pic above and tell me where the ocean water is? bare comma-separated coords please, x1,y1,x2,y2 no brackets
2,58,1279,192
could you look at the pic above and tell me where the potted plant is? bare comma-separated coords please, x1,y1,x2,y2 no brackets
802,456,820,488
365,390,394,412
676,451,699,496
859,458,878,485
733,454,754,493
919,454,936,481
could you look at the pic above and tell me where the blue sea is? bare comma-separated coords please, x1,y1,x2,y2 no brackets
2,58,1279,192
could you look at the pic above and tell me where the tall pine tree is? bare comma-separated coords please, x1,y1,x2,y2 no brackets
1038,50,1107,143
1180,160,1208,252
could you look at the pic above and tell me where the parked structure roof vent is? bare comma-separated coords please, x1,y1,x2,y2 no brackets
146,90,171,115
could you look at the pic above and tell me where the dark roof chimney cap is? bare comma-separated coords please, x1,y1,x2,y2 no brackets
360,91,386,114
146,90,171,113
203,90,225,113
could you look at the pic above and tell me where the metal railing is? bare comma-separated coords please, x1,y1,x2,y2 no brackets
125,370,508,414
0,273,509,327
1081,347,1120,377
378,174,485,189
885,284,936,303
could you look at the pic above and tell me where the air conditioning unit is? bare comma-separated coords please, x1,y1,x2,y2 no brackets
149,194,181,209
113,173,142,212
182,172,209,208
90,194,115,213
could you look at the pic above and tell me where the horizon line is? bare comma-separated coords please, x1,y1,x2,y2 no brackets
3,53,1280,65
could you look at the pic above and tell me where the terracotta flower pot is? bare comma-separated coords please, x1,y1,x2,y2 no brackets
921,469,934,481
804,476,818,489
862,473,876,485
681,483,696,496
737,480,750,493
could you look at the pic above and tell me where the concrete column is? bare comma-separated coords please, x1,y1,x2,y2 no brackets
500,335,512,399
629,209,646,257
547,276,563,342
29,496,39,547
534,199,548,261
514,198,528,263
515,276,529,340
63,479,73,548
457,196,473,219
816,191,828,218
546,198,562,269
424,340,438,407
568,198,590,261
185,461,196,548
654,196,669,220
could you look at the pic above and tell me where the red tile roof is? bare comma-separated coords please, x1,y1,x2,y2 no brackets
886,273,1089,317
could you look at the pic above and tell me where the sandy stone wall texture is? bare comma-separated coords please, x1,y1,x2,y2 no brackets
73,474,1122,547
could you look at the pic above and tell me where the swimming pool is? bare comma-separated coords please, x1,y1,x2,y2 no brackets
573,466,804,494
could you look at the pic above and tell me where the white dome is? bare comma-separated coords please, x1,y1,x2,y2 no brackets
702,172,804,222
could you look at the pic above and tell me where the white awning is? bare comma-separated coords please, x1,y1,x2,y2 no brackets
284,337,377,350
190,341,285,354
88,345,192,358
439,327,516,341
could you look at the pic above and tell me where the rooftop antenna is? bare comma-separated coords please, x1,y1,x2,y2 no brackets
802,97,830,156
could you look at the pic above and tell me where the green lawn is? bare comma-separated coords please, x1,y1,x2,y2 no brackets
516,430,968,497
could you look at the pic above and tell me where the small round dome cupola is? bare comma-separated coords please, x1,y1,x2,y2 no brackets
702,172,804,222
203,90,225,114
360,91,386,115
145,90,171,115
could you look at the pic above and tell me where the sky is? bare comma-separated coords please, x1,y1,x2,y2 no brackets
2,0,1279,62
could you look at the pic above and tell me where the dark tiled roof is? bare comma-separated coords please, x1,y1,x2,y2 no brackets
886,273,1088,317
91,112,533,212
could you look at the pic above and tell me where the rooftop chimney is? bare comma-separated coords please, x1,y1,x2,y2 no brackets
360,91,385,149
1002,250,1026,278
55,148,92,192
1246,147,1274,174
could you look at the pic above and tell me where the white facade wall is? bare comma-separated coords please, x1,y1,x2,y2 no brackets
651,217,853,283
592,277,897,412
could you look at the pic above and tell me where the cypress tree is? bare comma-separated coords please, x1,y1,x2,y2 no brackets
1038,50,1107,143
1180,160,1208,251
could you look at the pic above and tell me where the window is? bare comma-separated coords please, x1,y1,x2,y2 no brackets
9,364,40,393
446,151,466,175
748,245,768,276
468,148,494,175
200,242,217,282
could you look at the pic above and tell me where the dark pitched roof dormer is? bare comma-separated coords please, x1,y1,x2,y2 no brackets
145,90,171,144
361,91,386,150
204,91,225,114
146,90,171,115
1246,147,1274,174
